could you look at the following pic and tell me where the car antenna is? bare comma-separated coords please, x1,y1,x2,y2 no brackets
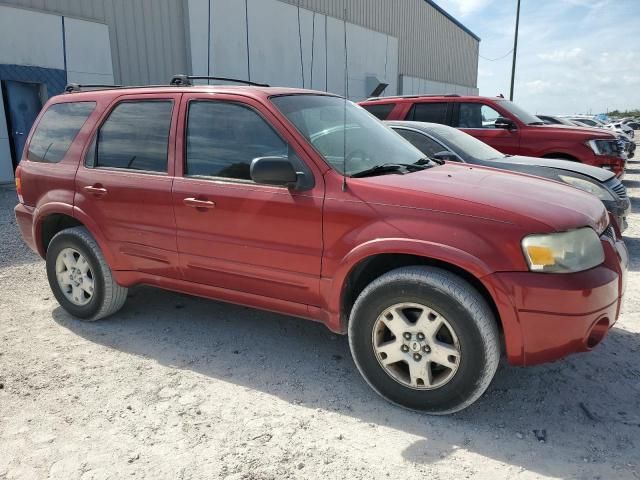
342,0,348,192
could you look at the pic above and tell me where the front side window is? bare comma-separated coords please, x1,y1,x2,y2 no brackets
271,94,425,176
494,99,543,125
410,102,448,124
185,101,288,180
93,101,172,172
28,102,95,163
394,129,445,158
455,103,501,129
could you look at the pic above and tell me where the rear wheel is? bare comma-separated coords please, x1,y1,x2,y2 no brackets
46,227,127,321
348,266,500,414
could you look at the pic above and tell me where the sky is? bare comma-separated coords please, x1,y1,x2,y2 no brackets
432,0,639,115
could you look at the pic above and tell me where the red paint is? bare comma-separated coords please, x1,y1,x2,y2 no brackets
359,95,626,177
14,86,627,368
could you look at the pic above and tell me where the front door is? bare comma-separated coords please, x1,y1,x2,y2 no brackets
172,93,324,306
454,102,521,154
2,80,43,166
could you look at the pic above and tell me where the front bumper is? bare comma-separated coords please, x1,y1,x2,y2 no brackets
486,236,627,366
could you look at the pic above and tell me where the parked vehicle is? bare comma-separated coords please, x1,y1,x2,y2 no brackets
537,115,578,126
359,95,626,177
564,117,635,159
386,121,630,231
608,121,635,139
14,79,628,414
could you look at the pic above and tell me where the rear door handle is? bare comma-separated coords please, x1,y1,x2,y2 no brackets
84,185,108,197
183,197,216,209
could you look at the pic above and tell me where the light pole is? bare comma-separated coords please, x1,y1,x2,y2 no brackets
509,0,521,101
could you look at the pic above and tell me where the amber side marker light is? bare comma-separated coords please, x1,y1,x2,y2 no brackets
15,167,24,204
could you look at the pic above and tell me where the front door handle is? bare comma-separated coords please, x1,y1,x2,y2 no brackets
183,197,216,209
84,185,108,197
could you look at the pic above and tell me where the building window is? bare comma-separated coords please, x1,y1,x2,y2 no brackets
27,102,96,163
186,101,288,181
93,101,173,173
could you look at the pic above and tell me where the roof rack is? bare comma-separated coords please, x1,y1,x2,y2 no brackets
65,83,124,93
366,93,461,101
170,74,270,87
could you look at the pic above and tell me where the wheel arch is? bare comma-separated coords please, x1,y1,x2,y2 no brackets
339,253,502,335
34,205,118,269
326,239,500,332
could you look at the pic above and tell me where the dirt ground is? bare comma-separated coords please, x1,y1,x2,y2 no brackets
1,151,639,480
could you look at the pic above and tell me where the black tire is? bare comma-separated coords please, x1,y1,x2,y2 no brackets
46,227,128,321
348,266,500,414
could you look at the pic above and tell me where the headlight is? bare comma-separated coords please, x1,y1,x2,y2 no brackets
586,139,619,156
558,175,615,201
522,228,604,273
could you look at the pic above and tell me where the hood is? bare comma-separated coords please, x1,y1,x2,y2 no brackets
487,155,615,182
360,163,608,233
536,124,618,140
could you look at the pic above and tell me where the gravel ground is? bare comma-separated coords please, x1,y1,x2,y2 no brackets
1,153,639,480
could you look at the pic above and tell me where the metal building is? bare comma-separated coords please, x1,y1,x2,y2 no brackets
0,0,479,183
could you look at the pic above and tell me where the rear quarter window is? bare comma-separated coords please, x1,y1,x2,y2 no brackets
361,103,396,120
27,102,96,163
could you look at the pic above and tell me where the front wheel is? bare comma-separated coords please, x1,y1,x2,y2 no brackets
348,266,500,414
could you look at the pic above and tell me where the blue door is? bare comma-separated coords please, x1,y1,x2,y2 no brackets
3,81,43,165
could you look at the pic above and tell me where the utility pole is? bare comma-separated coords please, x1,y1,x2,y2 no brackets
509,0,521,101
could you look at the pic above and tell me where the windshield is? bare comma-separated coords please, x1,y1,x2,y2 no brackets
270,95,425,176
426,123,506,162
494,99,544,125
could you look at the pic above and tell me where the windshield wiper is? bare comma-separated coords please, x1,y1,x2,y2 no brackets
528,121,546,125
416,156,444,166
351,163,428,178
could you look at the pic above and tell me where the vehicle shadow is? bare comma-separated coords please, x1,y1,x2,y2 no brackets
52,286,640,478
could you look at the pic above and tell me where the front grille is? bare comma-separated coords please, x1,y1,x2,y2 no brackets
611,181,627,199
602,225,616,242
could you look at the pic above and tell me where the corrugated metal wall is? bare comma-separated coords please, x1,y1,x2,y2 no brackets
0,0,189,85
0,0,478,88
280,0,479,88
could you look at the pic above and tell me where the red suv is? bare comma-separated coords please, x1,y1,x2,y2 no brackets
359,95,626,177
14,79,628,413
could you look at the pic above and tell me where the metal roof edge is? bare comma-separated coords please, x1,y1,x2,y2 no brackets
423,0,481,42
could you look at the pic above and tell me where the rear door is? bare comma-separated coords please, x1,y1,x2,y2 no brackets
171,93,324,306
74,93,181,277
453,102,521,154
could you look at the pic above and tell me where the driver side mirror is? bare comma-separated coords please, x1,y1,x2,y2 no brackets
250,156,305,189
433,151,462,162
495,117,517,131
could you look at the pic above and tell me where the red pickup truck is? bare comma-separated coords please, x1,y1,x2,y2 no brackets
359,95,626,177
14,81,627,414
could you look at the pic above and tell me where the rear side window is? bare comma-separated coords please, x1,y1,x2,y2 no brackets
91,101,172,173
362,103,396,120
409,102,448,124
185,101,288,180
27,102,95,163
